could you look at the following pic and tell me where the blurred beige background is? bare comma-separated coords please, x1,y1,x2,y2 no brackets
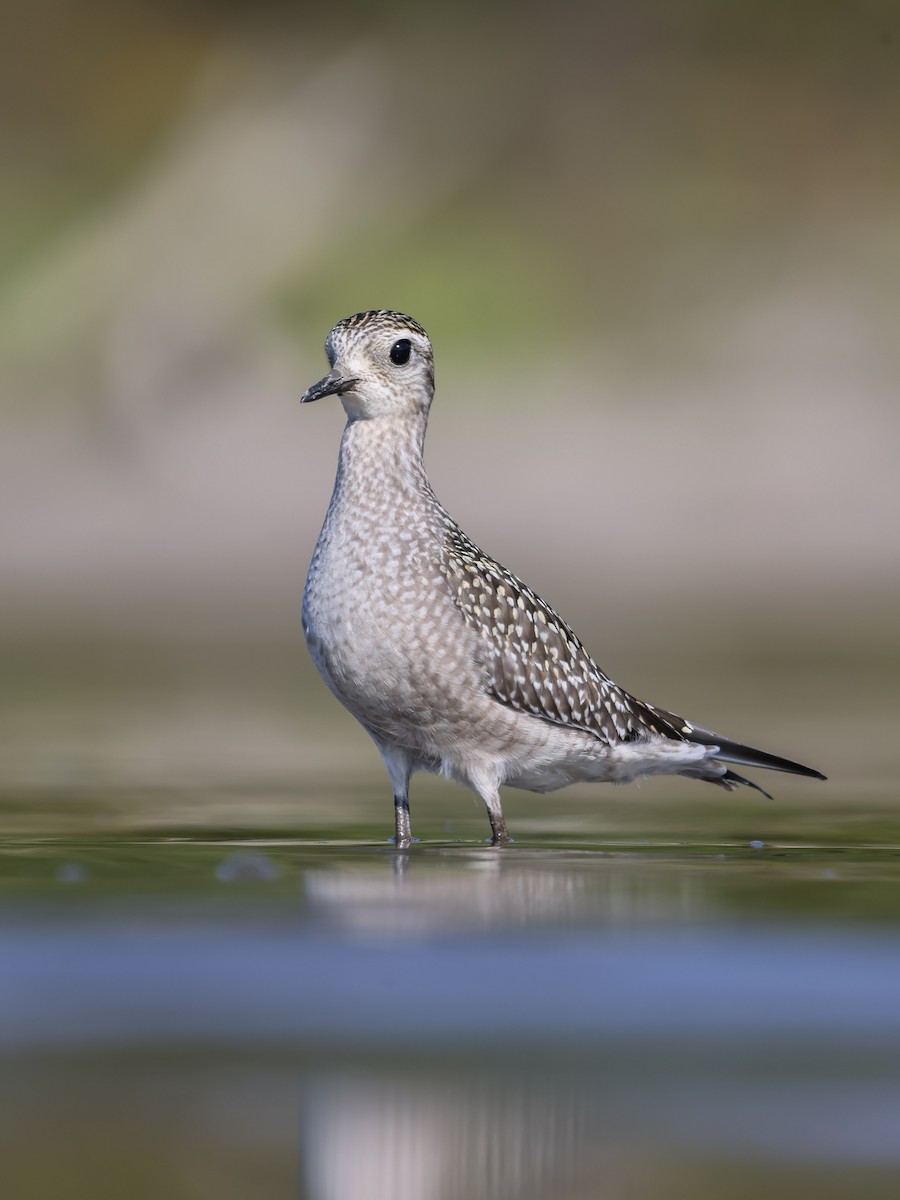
1,0,898,808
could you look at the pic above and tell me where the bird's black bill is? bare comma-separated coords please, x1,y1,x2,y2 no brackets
300,372,357,404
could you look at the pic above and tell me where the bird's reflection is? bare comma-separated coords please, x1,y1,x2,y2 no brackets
304,845,710,936
301,1073,611,1200
299,1064,900,1200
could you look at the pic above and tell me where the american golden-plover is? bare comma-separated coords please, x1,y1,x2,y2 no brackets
301,310,824,846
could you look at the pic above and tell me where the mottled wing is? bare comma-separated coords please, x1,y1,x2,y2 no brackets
441,527,682,746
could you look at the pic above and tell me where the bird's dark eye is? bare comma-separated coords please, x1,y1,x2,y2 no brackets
390,338,412,366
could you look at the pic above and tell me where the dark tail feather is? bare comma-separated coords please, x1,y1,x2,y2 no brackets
679,764,776,798
667,716,827,781
718,768,774,799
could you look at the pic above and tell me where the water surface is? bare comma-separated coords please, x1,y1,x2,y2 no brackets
2,644,899,1198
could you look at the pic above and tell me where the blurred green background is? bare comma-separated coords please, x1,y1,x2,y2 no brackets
1,0,899,826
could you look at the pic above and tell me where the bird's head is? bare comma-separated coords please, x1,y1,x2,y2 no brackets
301,310,434,421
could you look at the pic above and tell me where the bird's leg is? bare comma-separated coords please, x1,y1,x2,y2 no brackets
489,811,511,847
394,792,412,849
379,746,414,848
481,785,511,847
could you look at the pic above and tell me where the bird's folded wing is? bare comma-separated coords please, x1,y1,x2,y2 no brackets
440,527,682,746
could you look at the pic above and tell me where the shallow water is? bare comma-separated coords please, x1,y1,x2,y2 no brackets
4,816,900,1199
3,644,900,1198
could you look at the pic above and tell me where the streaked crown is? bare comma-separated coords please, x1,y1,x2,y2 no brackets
323,310,434,421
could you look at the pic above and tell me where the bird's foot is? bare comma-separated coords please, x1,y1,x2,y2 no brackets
488,821,512,848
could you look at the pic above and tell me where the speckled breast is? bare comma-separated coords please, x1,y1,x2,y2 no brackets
303,508,481,744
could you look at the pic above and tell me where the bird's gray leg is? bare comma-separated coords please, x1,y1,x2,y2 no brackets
477,780,511,847
379,746,414,848
394,792,412,848
468,766,510,846
488,808,510,847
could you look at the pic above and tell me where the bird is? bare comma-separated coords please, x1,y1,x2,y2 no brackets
300,310,825,847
